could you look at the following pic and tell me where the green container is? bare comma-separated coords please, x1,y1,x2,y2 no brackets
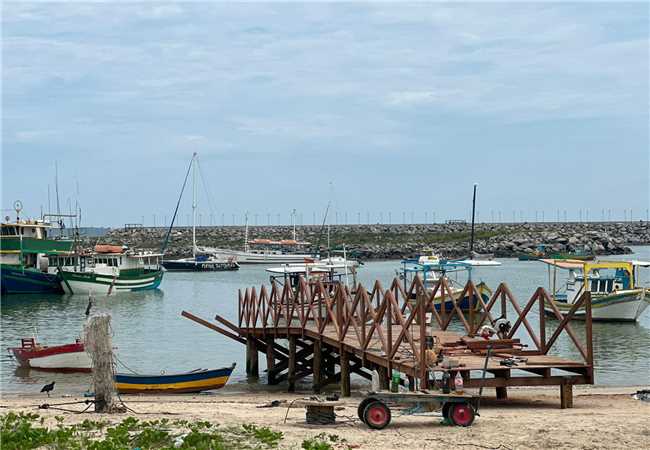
390,370,400,393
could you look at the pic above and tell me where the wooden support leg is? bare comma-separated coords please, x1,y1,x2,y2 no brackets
249,338,259,378
377,366,389,390
340,348,351,397
313,340,322,393
496,387,508,400
407,375,415,392
560,384,573,409
266,337,276,385
245,337,251,376
288,336,296,392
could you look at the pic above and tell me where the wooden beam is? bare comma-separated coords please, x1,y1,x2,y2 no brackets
560,384,573,409
340,348,351,397
288,335,297,392
266,337,276,385
313,340,322,393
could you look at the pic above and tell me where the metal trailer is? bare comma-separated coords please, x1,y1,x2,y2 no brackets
357,390,479,429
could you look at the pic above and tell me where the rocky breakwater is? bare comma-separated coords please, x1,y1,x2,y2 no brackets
96,221,649,260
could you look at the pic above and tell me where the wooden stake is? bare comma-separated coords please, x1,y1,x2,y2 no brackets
560,384,573,409
288,335,297,392
266,337,276,385
313,339,322,393
340,347,351,397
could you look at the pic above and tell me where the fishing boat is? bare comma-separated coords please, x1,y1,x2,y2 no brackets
161,153,239,272
541,259,650,321
8,337,91,372
1,203,74,294
54,245,164,294
399,259,499,311
115,363,236,394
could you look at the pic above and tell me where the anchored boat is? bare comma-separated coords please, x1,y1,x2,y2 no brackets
161,153,239,272
1,212,74,294
115,363,236,394
8,337,91,372
541,259,650,321
54,245,164,294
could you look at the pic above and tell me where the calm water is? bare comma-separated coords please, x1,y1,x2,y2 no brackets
2,247,650,394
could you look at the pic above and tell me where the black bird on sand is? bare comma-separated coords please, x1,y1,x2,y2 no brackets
41,381,55,397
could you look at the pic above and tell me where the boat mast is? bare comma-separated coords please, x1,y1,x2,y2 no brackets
292,208,296,241
244,212,249,252
469,183,477,258
192,152,197,260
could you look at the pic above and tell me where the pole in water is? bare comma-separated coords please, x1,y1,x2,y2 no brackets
84,314,117,413
469,183,478,258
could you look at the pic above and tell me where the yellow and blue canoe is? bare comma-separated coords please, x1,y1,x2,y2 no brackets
115,363,236,394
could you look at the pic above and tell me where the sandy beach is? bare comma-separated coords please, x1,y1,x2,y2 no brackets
2,385,649,449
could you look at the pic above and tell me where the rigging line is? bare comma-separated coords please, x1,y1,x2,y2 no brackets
196,157,218,217
160,155,194,254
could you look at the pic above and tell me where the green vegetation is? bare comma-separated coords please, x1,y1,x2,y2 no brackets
301,433,348,450
1,412,285,450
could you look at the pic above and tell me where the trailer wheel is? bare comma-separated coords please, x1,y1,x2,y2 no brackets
363,400,391,429
357,398,376,420
450,402,475,427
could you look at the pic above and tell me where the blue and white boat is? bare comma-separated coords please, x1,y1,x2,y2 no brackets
399,255,500,311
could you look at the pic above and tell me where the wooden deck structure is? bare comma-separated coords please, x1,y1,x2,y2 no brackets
183,275,593,408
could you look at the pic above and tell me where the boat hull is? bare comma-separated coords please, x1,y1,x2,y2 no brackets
544,289,649,321
162,260,239,272
206,248,314,264
1,265,63,295
10,342,91,372
59,270,164,294
115,364,235,394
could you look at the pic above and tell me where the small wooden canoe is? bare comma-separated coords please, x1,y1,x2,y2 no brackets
115,363,236,394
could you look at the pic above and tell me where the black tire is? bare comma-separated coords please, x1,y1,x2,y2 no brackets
357,397,376,420
442,402,452,421
363,400,391,430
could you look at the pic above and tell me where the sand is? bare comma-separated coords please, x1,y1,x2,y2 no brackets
1,385,649,449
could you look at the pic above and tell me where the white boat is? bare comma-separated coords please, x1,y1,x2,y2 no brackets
541,259,650,322
202,211,316,264
9,337,91,372
266,258,359,290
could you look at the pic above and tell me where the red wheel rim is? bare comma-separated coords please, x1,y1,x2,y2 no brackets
367,404,388,427
451,404,473,426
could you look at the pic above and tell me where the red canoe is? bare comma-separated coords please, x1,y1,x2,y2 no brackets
9,338,92,372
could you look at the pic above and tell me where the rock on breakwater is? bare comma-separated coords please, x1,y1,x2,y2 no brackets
93,222,648,260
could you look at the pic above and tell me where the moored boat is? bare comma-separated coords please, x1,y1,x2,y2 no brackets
54,246,164,294
1,209,74,294
541,259,650,322
115,363,236,394
8,337,91,372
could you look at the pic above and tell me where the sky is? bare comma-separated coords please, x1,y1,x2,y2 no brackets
2,1,649,227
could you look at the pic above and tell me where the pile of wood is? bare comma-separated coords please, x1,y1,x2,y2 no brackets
439,337,524,357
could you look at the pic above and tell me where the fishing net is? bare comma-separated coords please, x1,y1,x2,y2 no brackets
84,313,117,412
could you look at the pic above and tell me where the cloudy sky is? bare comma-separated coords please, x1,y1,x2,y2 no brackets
2,2,648,227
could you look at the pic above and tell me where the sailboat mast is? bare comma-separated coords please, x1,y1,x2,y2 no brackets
292,208,296,241
244,212,249,252
469,183,477,258
192,152,197,260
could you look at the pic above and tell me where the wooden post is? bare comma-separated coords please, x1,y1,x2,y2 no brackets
496,387,508,400
340,347,351,397
313,339,322,393
407,375,415,392
560,384,573,409
377,365,389,390
84,314,116,413
288,335,297,392
249,337,259,378
266,337,276,384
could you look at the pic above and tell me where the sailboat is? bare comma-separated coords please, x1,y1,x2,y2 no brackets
162,153,239,271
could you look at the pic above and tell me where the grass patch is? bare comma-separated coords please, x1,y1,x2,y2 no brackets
1,412,284,450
